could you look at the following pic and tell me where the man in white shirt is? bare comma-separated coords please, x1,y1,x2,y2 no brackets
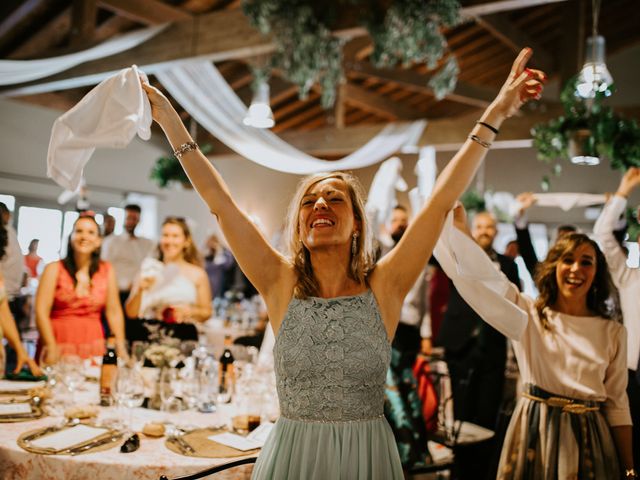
101,204,154,311
593,167,640,469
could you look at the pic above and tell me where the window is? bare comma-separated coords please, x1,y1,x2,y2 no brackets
0,194,15,212
17,207,62,263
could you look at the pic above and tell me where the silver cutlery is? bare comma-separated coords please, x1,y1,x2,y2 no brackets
68,432,124,456
168,433,195,455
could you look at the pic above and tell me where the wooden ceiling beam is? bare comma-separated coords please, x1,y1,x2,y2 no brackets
0,0,50,45
97,0,191,25
461,0,569,18
342,83,425,121
1,9,366,96
347,60,495,109
69,0,97,48
473,13,555,72
8,7,71,60
94,15,138,43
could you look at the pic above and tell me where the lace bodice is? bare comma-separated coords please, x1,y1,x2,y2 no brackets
274,291,391,422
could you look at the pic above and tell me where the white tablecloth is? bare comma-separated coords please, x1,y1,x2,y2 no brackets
0,384,254,480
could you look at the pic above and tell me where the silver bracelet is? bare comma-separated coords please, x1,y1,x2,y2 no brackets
173,141,199,159
468,134,491,149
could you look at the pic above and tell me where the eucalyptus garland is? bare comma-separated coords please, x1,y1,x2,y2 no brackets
242,0,461,108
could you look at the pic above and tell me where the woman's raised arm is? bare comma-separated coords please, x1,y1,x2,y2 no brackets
374,48,544,308
140,82,293,304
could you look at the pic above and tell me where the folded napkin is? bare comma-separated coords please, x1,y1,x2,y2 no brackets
0,403,32,415
0,380,46,391
433,211,528,341
47,65,152,191
30,424,109,450
208,422,273,451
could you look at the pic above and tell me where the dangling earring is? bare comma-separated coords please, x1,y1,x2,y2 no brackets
351,233,358,256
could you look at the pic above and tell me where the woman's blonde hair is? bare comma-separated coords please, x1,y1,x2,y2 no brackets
158,217,202,267
285,172,374,298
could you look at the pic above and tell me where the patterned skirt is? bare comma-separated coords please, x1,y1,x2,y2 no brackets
498,384,620,480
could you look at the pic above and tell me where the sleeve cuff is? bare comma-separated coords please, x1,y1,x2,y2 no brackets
604,408,633,427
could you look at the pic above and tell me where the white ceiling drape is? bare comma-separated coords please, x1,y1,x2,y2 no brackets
0,24,166,86
157,61,427,175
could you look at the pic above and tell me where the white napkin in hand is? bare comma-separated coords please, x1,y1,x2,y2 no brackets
47,65,152,191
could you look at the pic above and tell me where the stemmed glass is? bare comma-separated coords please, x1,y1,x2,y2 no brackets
159,368,181,414
112,366,145,432
131,341,149,370
39,345,60,388
58,344,83,406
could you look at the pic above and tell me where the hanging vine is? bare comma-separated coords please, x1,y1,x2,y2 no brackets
242,0,461,108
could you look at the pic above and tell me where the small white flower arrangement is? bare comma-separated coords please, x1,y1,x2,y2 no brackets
144,344,180,369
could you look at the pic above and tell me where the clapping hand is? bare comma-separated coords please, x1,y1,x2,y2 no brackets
515,192,536,216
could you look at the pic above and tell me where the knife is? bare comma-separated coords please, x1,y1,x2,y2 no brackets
68,433,124,456
23,425,62,442
169,435,195,455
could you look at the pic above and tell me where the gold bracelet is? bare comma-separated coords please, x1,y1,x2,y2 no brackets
468,134,491,149
173,141,199,159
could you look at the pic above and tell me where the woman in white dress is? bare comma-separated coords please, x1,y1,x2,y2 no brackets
125,217,212,342
446,206,635,479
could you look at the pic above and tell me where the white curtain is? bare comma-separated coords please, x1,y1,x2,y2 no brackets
0,24,166,86
157,61,427,175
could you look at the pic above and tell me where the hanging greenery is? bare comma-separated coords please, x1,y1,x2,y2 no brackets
242,0,461,108
150,144,213,189
460,189,485,214
532,77,640,174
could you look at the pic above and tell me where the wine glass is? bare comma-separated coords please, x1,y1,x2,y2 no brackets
113,366,145,432
58,345,83,405
39,345,60,388
159,368,181,413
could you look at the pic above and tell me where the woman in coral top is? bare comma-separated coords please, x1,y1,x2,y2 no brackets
36,214,125,361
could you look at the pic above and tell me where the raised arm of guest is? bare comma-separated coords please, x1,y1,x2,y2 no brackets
513,191,539,276
594,167,640,286
370,48,544,335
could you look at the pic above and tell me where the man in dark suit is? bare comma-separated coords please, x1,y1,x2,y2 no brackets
436,210,520,479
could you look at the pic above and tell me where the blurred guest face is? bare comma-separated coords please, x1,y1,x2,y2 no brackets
555,243,597,303
103,215,115,236
124,209,140,235
71,218,101,255
160,223,187,261
389,208,409,243
472,213,497,251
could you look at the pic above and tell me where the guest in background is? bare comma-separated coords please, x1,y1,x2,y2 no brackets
125,217,212,342
0,221,41,376
594,167,640,471
0,202,27,327
101,204,154,308
204,233,236,299
24,238,42,278
381,205,432,470
448,205,633,479
436,210,521,480
102,213,115,238
35,214,125,361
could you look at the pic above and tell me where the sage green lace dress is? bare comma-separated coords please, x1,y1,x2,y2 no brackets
252,291,404,479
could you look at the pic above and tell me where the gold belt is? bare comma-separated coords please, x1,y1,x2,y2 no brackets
522,392,600,415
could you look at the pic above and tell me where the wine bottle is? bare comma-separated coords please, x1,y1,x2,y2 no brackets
99,338,117,406
218,335,235,403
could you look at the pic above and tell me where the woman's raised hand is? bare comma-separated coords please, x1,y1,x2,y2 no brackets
491,47,546,119
140,79,176,126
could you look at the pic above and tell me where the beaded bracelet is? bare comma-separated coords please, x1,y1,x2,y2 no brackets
476,121,499,135
173,141,199,159
468,134,491,149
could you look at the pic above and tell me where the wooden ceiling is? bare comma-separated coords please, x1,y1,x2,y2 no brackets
1,0,639,157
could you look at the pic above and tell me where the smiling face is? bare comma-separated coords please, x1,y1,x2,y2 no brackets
71,217,101,255
555,242,597,303
298,178,359,251
160,222,188,262
471,212,497,252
